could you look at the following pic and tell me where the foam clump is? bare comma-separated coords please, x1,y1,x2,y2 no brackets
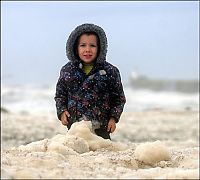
18,139,49,152
48,134,89,154
17,121,127,155
18,134,89,155
68,120,128,151
135,140,171,165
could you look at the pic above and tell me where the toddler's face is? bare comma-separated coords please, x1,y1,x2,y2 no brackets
78,34,98,64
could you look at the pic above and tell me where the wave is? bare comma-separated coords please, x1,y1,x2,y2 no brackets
1,83,199,114
128,75,199,93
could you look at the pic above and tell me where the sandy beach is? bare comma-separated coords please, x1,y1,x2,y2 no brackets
1,110,199,179
2,1,199,179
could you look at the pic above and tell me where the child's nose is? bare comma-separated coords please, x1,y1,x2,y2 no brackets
85,46,91,52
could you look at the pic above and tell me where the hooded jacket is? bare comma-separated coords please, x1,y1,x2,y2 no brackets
55,23,126,129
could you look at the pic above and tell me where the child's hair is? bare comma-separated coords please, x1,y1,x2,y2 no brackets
73,31,101,61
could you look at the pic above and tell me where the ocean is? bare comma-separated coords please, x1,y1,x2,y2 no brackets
1,83,199,114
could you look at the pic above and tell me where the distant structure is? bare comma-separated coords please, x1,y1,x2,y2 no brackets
129,70,199,93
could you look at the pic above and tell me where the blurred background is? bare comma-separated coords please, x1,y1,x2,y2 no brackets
1,1,199,114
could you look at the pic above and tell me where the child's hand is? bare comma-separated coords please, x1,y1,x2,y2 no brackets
60,111,70,126
107,117,116,133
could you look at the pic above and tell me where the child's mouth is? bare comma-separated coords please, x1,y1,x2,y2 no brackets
84,55,92,58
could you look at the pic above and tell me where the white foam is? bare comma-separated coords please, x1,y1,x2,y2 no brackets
1,119,199,179
135,140,171,165
1,84,199,114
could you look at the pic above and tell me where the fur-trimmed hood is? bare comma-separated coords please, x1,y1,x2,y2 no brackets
66,23,108,65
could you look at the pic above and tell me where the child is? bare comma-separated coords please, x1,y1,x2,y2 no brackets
55,23,126,139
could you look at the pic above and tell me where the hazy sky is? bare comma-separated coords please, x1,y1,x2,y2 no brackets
1,1,199,85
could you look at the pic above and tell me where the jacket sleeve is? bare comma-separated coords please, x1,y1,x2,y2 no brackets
54,66,68,120
108,67,126,123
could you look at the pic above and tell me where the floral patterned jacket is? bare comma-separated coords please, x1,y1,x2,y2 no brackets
55,23,126,129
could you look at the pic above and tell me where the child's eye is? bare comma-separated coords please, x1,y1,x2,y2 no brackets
91,44,97,47
80,44,86,47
